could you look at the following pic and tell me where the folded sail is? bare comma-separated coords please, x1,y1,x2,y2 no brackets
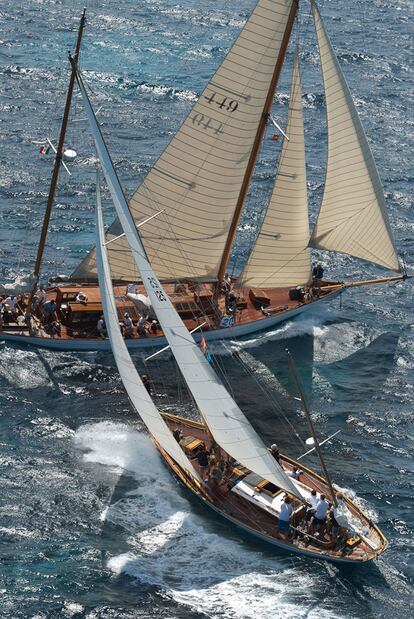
242,52,311,288
310,0,400,272
77,68,304,501
94,171,201,481
72,0,295,283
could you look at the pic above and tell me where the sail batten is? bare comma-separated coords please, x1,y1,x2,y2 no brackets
94,172,201,481
310,1,400,272
242,52,311,289
72,0,295,283
77,66,304,502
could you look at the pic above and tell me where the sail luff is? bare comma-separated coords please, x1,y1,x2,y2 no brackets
310,0,400,272
94,169,201,481
242,51,311,288
71,0,298,284
76,65,304,501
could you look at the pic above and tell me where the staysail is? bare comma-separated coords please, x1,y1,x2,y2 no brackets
77,67,304,501
94,170,201,481
310,0,400,272
242,51,311,288
72,0,296,283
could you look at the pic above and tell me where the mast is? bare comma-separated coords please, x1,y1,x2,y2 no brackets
217,0,299,283
32,8,87,289
287,350,337,506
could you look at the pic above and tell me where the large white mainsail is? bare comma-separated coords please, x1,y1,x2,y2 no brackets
94,170,201,481
242,52,311,288
310,0,400,272
76,67,304,501
72,0,296,283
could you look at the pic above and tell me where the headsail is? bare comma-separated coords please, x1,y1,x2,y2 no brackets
76,67,304,501
310,0,400,272
72,0,296,283
242,52,311,288
94,170,201,481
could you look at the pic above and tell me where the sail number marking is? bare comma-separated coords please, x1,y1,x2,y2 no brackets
204,91,239,113
147,276,167,302
192,113,223,135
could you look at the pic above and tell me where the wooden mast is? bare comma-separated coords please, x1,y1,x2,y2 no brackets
32,8,87,289
287,350,337,506
217,0,299,283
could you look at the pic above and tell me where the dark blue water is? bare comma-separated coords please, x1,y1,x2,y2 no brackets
0,1,413,618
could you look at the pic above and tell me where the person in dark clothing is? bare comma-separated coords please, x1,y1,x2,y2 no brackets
196,446,210,479
269,443,280,463
312,262,324,281
173,428,183,443
142,374,152,396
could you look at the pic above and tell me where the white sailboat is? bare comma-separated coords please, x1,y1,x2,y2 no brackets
0,0,407,351
84,51,387,562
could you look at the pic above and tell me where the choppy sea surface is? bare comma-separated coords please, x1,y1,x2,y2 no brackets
0,1,413,618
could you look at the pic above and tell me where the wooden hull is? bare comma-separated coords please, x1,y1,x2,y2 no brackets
0,286,342,351
155,413,388,564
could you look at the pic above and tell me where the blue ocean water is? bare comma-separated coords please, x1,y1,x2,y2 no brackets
0,1,413,618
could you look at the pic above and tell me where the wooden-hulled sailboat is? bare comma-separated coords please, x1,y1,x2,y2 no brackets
0,0,407,350
87,61,387,562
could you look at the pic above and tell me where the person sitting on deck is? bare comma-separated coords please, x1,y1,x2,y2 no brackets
123,312,134,338
96,315,107,339
269,444,280,464
2,305,12,324
309,493,329,535
150,320,161,334
173,428,183,443
75,291,88,304
50,320,61,337
276,495,293,539
196,446,210,479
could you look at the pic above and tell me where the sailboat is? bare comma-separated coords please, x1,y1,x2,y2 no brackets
81,41,387,562
0,0,407,351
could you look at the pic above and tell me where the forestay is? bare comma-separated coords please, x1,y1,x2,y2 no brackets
310,0,400,272
242,52,311,288
72,0,295,283
94,171,201,481
77,68,304,501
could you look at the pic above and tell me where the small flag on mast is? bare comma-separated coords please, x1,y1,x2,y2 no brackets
39,145,51,154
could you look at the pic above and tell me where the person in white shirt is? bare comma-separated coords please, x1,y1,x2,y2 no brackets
310,494,329,534
276,496,293,538
305,489,319,522
4,295,17,311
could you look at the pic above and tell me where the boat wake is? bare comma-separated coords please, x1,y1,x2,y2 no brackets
74,421,362,619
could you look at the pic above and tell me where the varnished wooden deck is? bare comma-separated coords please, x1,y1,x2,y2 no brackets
159,412,387,563
0,281,340,344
